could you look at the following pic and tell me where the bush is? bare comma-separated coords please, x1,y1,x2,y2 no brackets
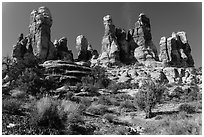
134,79,165,118
160,118,201,135
86,104,109,116
103,114,117,123
30,97,66,130
108,82,139,94
2,98,23,115
97,95,120,106
178,103,196,114
120,100,137,111
81,66,111,89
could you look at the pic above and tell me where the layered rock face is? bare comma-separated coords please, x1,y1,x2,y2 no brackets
132,13,158,62
39,60,91,85
100,15,120,65
159,31,194,67
29,6,55,61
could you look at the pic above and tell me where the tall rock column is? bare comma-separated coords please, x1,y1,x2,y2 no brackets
29,6,56,61
76,35,92,62
100,15,120,65
133,13,158,62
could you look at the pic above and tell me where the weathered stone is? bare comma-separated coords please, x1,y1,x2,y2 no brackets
163,67,180,83
40,60,91,85
12,34,27,62
100,15,120,65
159,31,194,67
29,6,54,61
133,13,158,62
76,35,92,62
53,37,73,61
116,28,130,63
159,37,169,62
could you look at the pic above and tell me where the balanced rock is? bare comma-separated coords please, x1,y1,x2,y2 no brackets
29,6,55,61
132,13,158,62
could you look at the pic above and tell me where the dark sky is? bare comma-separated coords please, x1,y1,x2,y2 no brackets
2,2,202,67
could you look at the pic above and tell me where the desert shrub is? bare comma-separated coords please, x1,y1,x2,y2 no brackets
134,79,165,118
30,97,66,130
144,112,201,135
160,118,201,135
178,103,196,114
103,113,117,123
181,86,202,102
115,93,134,101
86,104,109,116
97,95,120,106
120,100,137,111
81,66,111,89
108,82,139,93
2,98,23,115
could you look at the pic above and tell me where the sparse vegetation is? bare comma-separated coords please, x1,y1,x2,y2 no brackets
134,79,165,118
178,103,196,114
2,98,23,115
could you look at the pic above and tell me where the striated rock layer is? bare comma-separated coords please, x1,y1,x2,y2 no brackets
39,60,91,85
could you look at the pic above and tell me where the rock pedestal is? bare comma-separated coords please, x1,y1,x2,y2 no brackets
29,6,55,61
100,15,120,65
133,13,158,62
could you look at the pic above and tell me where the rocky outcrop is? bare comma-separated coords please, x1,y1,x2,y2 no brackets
29,6,55,61
39,60,91,85
53,37,73,62
115,28,130,63
76,35,92,62
132,13,158,62
100,15,120,65
159,31,194,67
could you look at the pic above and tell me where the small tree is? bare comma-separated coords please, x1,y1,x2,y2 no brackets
135,78,165,118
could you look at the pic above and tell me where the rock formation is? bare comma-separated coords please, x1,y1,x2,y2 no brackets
132,13,159,62
29,6,55,61
100,15,120,65
159,31,194,67
76,35,92,62
39,60,91,85
54,37,73,62
115,28,130,63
